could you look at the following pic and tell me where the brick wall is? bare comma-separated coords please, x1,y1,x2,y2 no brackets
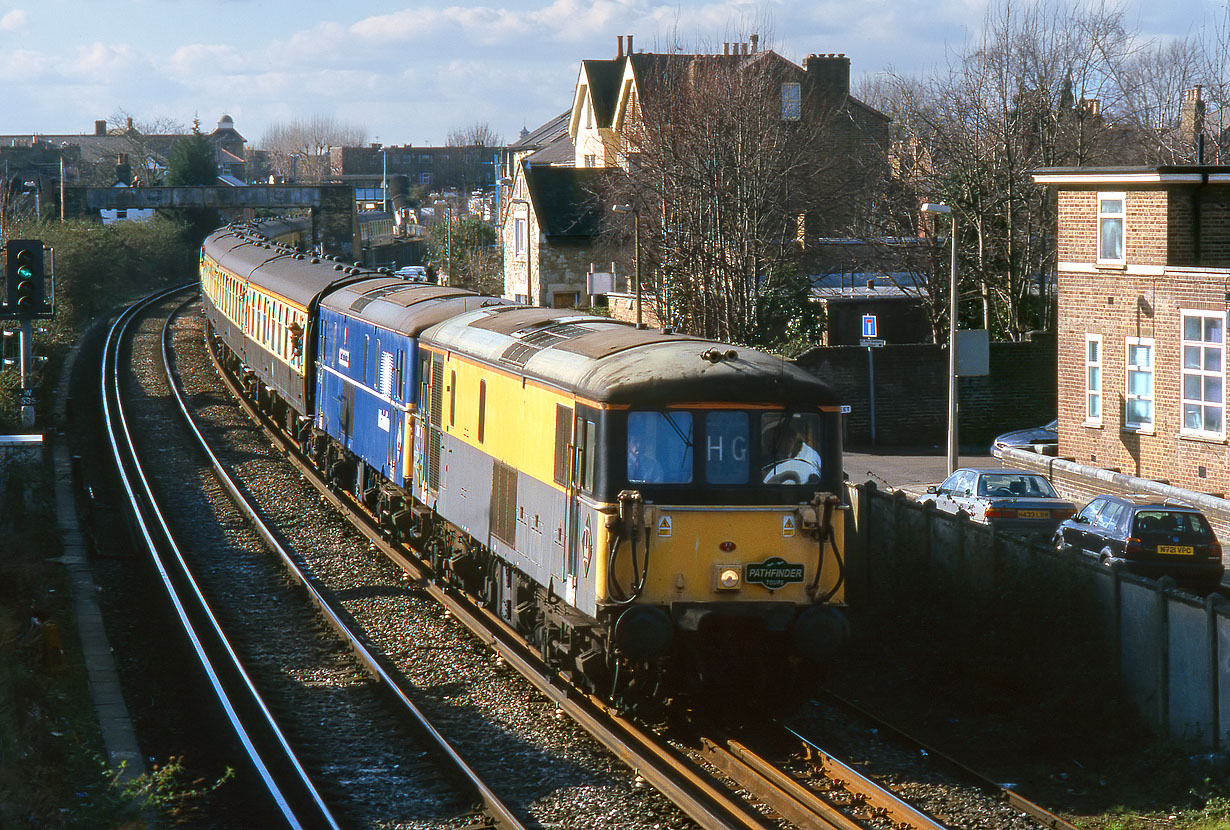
1055,181,1230,498
1057,263,1230,497
795,338,1056,449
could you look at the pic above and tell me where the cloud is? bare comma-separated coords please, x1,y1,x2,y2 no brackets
0,9,27,31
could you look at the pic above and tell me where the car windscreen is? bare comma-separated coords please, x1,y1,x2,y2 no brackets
976,473,1058,498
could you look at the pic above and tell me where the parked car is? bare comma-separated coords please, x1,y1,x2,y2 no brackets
395,265,430,282
990,418,1058,458
1052,494,1225,589
923,468,1077,536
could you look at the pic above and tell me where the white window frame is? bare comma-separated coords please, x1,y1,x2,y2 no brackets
1123,336,1154,432
515,217,527,255
1085,334,1102,426
1097,192,1125,265
1180,310,1226,439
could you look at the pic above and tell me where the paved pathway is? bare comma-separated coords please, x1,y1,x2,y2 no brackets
843,448,996,498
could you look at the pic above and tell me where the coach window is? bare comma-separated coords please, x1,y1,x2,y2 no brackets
627,411,693,484
1097,193,1125,265
478,380,486,443
705,412,749,484
395,350,406,401
449,370,456,427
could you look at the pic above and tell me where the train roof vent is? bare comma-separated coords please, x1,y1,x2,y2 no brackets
350,297,375,313
362,284,411,301
499,342,540,367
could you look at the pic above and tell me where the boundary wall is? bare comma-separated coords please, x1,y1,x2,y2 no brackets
845,473,1230,751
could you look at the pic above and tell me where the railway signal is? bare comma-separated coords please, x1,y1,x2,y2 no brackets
3,239,53,320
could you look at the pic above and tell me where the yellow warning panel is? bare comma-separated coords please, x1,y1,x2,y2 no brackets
658,516,672,537
782,515,796,537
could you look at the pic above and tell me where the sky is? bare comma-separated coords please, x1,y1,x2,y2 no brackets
0,0,1219,149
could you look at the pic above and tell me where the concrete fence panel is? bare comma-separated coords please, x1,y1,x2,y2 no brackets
1167,593,1216,747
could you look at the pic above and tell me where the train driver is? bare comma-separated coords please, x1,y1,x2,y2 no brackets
762,416,823,485
627,432,665,483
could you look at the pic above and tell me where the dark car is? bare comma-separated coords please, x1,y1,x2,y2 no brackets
1052,494,1225,589
923,468,1077,536
990,418,1058,458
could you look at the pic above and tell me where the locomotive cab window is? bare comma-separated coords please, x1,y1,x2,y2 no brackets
705,412,750,484
761,412,824,486
627,411,693,484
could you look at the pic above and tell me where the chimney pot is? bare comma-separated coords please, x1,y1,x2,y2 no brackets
626,34,633,53
617,35,624,57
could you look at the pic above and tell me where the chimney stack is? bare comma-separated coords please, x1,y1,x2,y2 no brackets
750,34,759,54
804,53,851,99
626,34,633,54
1181,85,1205,154
617,35,624,58
95,119,107,136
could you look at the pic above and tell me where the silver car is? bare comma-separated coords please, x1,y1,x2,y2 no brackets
924,467,1077,536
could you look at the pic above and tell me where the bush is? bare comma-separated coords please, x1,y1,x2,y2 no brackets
0,216,198,430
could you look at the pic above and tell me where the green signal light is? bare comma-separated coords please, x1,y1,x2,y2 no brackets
16,266,32,280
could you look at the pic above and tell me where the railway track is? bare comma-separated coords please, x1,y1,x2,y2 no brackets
97,286,1083,828
103,287,526,828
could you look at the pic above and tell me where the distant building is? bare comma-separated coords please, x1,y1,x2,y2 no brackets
0,114,249,220
1034,164,1230,495
327,143,499,195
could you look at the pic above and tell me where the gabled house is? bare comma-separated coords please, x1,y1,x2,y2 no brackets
503,35,890,310
503,164,610,307
1033,165,1230,494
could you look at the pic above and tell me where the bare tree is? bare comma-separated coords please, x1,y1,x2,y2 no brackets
442,122,503,196
1112,35,1207,163
259,116,367,183
106,109,188,185
862,0,1141,342
607,50,875,344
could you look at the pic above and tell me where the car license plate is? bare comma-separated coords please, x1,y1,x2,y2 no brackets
1018,510,1049,519
1158,545,1194,556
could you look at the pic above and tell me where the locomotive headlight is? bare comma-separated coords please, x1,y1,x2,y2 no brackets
717,567,741,590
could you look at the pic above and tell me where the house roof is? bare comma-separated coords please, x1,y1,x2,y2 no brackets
511,110,571,150
1033,165,1230,186
582,59,627,127
523,166,609,237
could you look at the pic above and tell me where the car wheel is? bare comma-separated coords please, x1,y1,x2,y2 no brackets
1053,535,1070,555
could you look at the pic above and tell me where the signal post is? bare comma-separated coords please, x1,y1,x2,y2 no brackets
2,240,54,428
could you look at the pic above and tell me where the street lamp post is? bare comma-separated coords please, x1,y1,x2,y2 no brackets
612,204,643,329
922,202,960,475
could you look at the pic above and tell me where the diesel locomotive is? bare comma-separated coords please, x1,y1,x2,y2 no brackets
199,220,849,698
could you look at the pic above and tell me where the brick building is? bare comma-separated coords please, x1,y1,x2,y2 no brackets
1033,165,1230,495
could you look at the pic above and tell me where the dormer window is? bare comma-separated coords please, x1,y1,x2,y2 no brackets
781,82,801,120
1097,192,1125,264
